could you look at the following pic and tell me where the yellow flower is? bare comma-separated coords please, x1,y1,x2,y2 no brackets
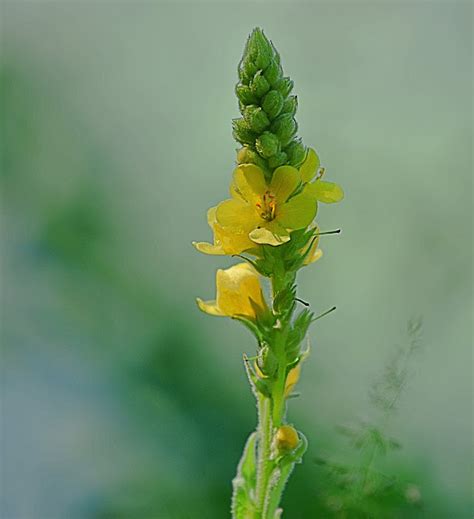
284,364,301,397
215,164,317,247
300,148,344,204
275,425,299,451
196,263,267,319
193,207,255,256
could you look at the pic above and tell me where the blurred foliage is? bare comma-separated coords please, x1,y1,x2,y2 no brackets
314,319,423,518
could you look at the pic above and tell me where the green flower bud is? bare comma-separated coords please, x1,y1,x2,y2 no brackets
239,56,258,85
262,90,284,120
282,95,298,116
271,113,297,147
235,84,257,106
232,118,257,146
236,146,269,171
285,140,306,167
255,131,280,159
275,77,294,98
268,151,288,169
244,105,270,133
264,60,283,86
250,70,270,98
247,28,273,70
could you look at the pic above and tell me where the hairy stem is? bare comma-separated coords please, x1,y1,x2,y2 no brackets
255,394,273,517
272,331,288,427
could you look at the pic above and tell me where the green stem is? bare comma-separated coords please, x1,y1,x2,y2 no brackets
255,394,273,518
272,333,288,427
254,273,293,518
263,463,294,518
270,272,292,427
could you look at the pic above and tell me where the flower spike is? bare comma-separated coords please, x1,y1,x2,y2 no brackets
193,28,344,518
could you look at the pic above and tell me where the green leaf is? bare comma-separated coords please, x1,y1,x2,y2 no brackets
231,432,258,519
286,309,314,359
273,284,296,319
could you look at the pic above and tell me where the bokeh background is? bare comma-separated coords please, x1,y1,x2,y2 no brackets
1,2,472,518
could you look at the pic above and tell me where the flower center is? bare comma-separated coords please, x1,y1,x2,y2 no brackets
255,191,277,221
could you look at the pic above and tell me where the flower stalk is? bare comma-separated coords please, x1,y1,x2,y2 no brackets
194,28,343,518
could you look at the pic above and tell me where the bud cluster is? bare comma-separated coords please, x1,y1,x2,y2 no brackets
233,28,306,178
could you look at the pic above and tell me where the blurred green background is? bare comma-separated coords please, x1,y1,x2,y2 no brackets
1,2,472,518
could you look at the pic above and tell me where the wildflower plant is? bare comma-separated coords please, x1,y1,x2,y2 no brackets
194,28,343,518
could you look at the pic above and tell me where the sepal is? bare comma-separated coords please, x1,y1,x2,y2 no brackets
285,139,306,167
281,95,298,116
250,70,271,98
236,84,257,105
264,60,283,86
274,77,294,98
244,105,270,133
286,308,314,362
232,118,257,146
256,132,280,159
271,113,297,147
262,90,284,119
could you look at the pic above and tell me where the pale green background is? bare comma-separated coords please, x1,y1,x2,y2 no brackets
1,1,472,518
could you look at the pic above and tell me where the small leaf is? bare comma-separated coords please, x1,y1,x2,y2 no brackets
231,432,257,519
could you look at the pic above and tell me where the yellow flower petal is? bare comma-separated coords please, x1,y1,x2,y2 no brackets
215,224,256,255
304,180,344,203
216,198,261,232
249,221,290,246
277,194,316,230
270,165,301,203
197,263,267,319
232,164,267,203
194,205,256,256
300,148,320,183
216,263,266,318
192,241,225,255
207,206,217,227
196,298,225,316
284,364,301,397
